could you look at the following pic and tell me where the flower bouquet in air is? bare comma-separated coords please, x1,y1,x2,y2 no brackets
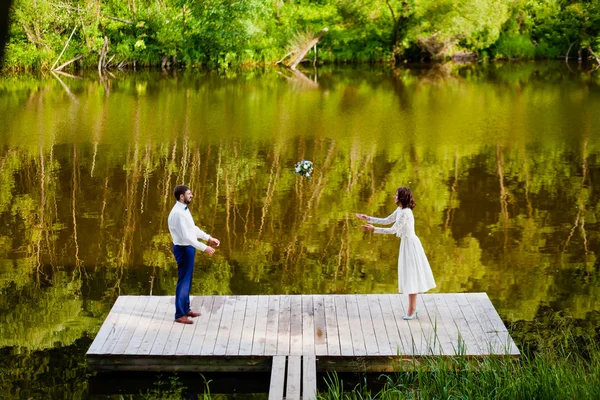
294,160,313,179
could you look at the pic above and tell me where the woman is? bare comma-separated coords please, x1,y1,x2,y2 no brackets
357,187,436,320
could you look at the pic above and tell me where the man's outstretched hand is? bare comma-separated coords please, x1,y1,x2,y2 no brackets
205,246,216,255
208,237,220,247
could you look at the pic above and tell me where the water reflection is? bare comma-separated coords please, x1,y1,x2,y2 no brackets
0,62,599,397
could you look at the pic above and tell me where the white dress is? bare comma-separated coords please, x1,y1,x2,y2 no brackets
368,207,436,294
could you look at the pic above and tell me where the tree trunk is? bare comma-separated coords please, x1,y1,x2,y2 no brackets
289,28,328,70
98,36,108,74
390,1,412,65
0,0,14,67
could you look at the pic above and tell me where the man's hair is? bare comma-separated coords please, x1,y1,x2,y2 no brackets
174,185,190,201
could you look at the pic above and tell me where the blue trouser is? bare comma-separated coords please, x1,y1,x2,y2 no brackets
173,244,196,319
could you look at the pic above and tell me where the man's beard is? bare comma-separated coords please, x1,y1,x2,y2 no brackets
184,199,191,205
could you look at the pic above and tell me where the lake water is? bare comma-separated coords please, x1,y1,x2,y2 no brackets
0,62,599,398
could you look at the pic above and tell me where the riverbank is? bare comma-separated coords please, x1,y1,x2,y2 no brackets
4,0,600,71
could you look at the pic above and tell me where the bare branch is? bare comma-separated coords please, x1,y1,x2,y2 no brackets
275,50,297,65
565,41,575,62
588,45,600,66
53,54,83,71
386,0,397,24
105,54,116,68
51,24,78,70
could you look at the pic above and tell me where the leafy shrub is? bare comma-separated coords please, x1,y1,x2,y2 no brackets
493,34,536,59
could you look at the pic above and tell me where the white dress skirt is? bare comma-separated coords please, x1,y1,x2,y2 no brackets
368,207,436,294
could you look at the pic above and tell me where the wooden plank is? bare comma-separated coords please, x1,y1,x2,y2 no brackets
251,295,270,356
226,296,249,355
187,296,215,355
286,355,301,400
356,294,379,355
478,293,519,355
213,296,237,355
443,294,483,355
87,355,272,372
323,295,340,356
200,296,226,355
163,296,194,355
421,294,453,355
175,296,206,355
277,295,291,355
268,356,286,400
390,294,421,355
454,293,486,355
334,295,354,356
465,293,504,354
312,295,328,355
302,355,317,400
377,295,406,356
124,296,161,355
367,295,393,355
301,295,315,355
345,295,367,356
406,295,437,355
290,296,303,355
137,296,173,355
239,295,259,355
431,293,463,356
264,296,281,356
147,297,177,355
87,296,129,354
100,296,142,354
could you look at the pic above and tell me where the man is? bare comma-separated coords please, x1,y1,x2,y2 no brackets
168,185,220,324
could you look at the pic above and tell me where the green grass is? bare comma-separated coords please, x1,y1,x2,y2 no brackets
318,338,600,399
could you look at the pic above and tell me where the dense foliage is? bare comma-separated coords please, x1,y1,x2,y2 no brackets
4,0,600,70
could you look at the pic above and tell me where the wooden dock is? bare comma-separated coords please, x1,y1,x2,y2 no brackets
87,293,519,374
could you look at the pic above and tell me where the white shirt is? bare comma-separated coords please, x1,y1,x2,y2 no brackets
167,201,211,252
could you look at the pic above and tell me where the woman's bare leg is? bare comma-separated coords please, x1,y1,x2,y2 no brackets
408,293,417,315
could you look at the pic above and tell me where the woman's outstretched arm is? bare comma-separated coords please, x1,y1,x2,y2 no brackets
373,211,408,235
356,208,398,225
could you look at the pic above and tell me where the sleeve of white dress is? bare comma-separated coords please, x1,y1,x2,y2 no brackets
367,208,398,225
194,226,211,241
176,214,208,252
373,210,409,236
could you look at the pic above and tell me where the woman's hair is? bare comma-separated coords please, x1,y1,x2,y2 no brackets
395,187,416,209
174,185,190,201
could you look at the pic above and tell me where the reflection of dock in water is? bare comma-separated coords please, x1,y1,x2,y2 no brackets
87,293,520,398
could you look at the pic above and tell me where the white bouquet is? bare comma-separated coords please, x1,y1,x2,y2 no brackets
294,160,313,179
